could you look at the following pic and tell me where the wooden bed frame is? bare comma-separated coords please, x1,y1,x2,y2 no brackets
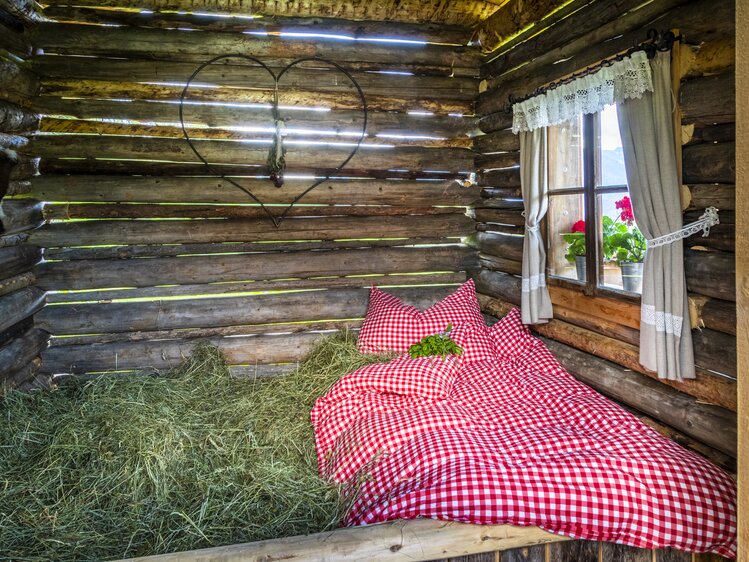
123,520,567,562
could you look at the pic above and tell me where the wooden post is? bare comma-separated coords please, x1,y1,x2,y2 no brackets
735,0,748,559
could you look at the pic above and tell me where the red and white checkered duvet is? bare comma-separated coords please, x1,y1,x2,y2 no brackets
311,337,737,558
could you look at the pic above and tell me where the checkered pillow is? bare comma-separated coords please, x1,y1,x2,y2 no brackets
488,307,534,360
449,322,498,364
357,279,485,353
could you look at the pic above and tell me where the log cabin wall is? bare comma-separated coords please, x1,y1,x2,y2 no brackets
472,0,737,470
4,6,485,380
0,1,48,390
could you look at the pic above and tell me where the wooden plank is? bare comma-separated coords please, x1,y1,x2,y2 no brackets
0,327,48,379
31,57,479,100
688,184,735,211
0,58,38,107
0,199,43,233
478,168,521,188
36,246,475,290
35,285,455,335
42,203,464,221
655,548,692,562
680,71,736,124
475,151,520,171
478,291,737,412
0,100,38,134
40,7,474,45
28,214,475,248
478,110,514,135
21,176,479,206
29,23,481,69
543,337,737,457
0,243,40,281
113,519,566,562
683,123,735,146
474,129,519,153
3,356,42,390
479,255,523,277
0,286,45,333
0,270,34,298
500,544,546,562
685,250,735,302
477,0,570,54
681,36,735,79
683,142,735,184
475,231,524,262
474,207,524,224
689,294,736,335
736,5,749,559
693,328,737,378
33,97,479,139
38,0,502,30
37,78,474,115
24,136,474,174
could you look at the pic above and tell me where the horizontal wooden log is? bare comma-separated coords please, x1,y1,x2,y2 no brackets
685,249,735,301
0,270,34,297
0,19,30,57
481,187,522,199
0,132,28,153
28,214,474,247
3,356,42,390
32,56,478,100
476,231,524,262
478,110,513,134
681,36,735,80
0,58,38,106
683,142,735,184
0,286,45,333
0,243,40,280
38,78,474,115
21,176,478,206
42,330,326,374
0,100,38,134
688,184,735,211
474,197,524,210
45,272,469,305
473,129,518,153
41,7,474,45
37,245,476,290
475,151,520,171
0,199,43,234
480,0,733,114
25,136,474,173
477,289,736,411
473,208,525,226
689,294,735,335
692,328,736,378
684,209,733,252
37,0,502,28
42,203,464,221
8,154,38,180
479,254,522,276
477,0,570,54
477,168,521,188
680,71,735,125
29,23,480,69
682,123,735,146
0,327,48,379
33,97,479,139
482,0,686,80
36,285,456,335
41,236,456,261
542,337,736,456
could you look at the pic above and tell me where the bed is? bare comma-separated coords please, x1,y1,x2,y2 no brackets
310,281,737,559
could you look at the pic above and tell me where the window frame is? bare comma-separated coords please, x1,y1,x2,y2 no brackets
545,112,641,305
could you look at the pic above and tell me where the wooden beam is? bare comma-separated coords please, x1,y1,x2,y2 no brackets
23,136,474,174
0,100,38,133
735,1,748,556
28,23,480,70
40,7,474,46
117,519,566,562
0,327,48,379
685,250,735,302
680,71,736,125
0,57,39,107
27,214,475,247
35,245,477,290
0,286,45,333
477,0,571,54
19,176,479,206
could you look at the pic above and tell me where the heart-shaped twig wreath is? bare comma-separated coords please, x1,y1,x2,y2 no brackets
179,55,368,228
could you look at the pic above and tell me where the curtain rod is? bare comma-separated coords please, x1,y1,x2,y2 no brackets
503,29,681,112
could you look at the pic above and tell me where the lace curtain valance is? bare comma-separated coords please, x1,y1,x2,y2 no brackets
512,50,654,134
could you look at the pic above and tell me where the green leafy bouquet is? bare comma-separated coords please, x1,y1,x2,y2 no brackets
408,324,463,360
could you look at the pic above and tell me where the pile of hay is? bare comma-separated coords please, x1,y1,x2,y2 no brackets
0,332,390,561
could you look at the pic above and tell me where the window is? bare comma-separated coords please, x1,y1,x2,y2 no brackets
546,104,645,296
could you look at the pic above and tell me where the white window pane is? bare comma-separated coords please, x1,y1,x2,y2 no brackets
599,191,645,294
598,104,627,187
547,193,586,282
548,115,583,190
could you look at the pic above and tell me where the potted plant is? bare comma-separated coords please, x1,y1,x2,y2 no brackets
562,220,587,281
605,196,647,292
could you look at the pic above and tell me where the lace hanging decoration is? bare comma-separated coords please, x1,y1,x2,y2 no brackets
512,51,654,134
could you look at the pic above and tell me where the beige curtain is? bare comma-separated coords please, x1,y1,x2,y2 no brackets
519,128,553,325
617,52,695,380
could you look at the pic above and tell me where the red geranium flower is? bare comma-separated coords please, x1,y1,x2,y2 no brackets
615,196,635,225
571,220,586,233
